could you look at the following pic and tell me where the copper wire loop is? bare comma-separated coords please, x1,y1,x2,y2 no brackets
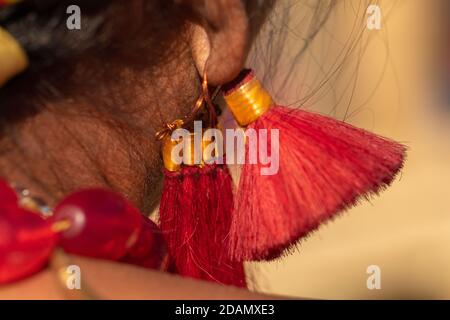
155,119,185,141
155,71,219,141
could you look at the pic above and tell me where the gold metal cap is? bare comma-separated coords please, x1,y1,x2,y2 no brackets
162,132,218,172
223,74,273,127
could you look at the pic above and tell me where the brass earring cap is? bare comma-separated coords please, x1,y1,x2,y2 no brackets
223,72,274,127
162,132,218,172
162,136,183,172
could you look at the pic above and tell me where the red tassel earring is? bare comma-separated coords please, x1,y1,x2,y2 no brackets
156,74,246,287
223,69,406,261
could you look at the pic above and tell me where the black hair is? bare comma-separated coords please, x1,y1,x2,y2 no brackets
0,0,191,123
1,0,112,70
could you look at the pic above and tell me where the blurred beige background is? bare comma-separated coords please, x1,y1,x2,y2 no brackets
248,0,450,299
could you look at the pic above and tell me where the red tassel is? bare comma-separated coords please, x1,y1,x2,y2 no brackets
224,70,406,261
159,164,246,288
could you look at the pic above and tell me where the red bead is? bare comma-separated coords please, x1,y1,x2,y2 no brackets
53,189,142,260
0,206,57,284
121,217,166,269
0,179,17,206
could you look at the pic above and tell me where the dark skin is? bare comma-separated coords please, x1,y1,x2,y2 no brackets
0,0,275,297
0,0,198,211
0,0,273,212
0,39,198,212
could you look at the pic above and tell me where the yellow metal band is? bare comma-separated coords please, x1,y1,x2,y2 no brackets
224,77,273,127
162,136,183,172
162,132,218,172
0,26,28,87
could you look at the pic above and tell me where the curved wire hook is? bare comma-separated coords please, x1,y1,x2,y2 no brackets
155,71,220,141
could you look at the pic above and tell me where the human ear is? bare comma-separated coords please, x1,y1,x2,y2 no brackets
179,0,249,85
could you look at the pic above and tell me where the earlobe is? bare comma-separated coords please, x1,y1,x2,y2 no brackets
189,23,211,77
185,0,249,85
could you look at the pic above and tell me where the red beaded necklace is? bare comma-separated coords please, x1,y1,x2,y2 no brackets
0,179,166,284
